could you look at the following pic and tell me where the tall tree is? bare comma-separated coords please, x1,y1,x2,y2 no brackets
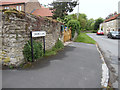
78,13,87,30
94,18,104,30
86,18,95,30
50,0,78,19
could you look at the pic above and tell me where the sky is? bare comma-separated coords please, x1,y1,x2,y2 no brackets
38,0,120,19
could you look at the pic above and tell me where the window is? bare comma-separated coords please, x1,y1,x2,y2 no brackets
19,6,22,11
4,7,9,9
16,6,19,10
16,6,22,11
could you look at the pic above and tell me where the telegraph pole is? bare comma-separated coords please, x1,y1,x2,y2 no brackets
77,0,79,20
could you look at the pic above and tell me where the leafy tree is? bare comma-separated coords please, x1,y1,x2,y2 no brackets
94,18,104,30
50,0,78,19
86,18,95,30
67,20,81,38
78,13,87,30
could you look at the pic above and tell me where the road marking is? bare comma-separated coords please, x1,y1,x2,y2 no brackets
96,43,109,88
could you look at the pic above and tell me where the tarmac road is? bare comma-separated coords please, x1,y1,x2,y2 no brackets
2,42,102,88
87,33,119,88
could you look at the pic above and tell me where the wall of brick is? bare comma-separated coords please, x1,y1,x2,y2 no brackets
1,10,63,66
0,4,25,11
25,2,41,13
0,0,41,13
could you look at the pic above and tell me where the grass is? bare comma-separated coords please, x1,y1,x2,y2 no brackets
45,50,57,57
45,40,64,57
74,33,96,44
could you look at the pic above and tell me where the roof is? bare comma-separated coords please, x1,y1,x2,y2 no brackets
104,13,120,22
32,8,53,17
0,0,32,6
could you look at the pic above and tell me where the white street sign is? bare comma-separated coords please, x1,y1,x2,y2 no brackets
32,31,46,37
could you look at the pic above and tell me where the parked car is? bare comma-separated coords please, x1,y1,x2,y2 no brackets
107,31,120,39
96,30,104,35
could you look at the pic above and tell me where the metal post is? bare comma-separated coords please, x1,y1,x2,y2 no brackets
30,31,34,62
43,36,45,55
77,2,79,20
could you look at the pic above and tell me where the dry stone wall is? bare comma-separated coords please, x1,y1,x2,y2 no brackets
1,9,64,66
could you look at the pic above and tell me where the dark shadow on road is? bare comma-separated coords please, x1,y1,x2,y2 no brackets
16,46,76,70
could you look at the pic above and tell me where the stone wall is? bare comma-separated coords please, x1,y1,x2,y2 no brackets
1,9,63,66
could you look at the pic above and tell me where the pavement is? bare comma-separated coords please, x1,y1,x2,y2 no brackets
2,42,102,88
87,33,119,89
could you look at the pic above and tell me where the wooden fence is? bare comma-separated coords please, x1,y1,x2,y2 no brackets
64,29,72,42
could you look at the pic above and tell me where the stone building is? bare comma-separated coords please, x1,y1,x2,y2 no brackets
0,0,41,13
100,13,120,34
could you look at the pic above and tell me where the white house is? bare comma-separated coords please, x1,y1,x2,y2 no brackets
100,13,120,35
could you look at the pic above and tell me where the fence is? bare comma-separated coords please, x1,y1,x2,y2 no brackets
64,29,71,42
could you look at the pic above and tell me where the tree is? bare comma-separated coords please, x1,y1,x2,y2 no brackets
94,18,104,30
86,18,95,30
78,13,87,30
67,20,81,38
50,0,78,19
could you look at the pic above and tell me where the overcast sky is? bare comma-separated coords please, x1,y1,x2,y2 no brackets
38,0,120,19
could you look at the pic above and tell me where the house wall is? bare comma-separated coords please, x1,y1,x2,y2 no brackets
102,19,117,34
118,18,120,30
0,4,25,11
25,2,41,13
1,10,64,66
0,0,41,13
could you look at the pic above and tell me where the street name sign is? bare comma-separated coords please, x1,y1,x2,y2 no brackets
32,31,46,37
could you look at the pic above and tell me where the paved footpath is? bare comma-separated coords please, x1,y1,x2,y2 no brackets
2,42,102,88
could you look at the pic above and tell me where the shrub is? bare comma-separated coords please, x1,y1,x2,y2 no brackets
52,39,64,51
23,40,43,62
67,20,81,38
92,30,97,33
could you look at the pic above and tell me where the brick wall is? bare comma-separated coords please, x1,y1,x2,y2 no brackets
25,2,41,13
0,4,25,11
0,0,41,13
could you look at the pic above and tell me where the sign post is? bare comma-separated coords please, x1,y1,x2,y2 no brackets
31,31,46,62
30,31,34,62
43,36,45,54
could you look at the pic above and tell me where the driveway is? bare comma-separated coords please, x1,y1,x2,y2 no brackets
87,33,119,88
2,42,102,88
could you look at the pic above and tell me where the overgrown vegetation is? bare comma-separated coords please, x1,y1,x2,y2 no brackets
45,39,64,56
23,39,64,62
67,20,80,38
74,33,96,44
3,9,25,19
23,40,43,62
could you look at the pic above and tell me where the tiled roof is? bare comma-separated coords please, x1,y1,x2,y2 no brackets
32,8,53,17
104,13,120,22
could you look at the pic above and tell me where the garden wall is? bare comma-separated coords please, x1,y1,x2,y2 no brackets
0,9,64,66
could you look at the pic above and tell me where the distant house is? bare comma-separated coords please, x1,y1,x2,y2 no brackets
100,13,120,34
0,0,41,13
32,6,53,17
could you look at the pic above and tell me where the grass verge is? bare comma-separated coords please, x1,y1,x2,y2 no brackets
74,33,96,44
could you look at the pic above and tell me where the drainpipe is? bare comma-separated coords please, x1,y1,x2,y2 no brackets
24,3,26,12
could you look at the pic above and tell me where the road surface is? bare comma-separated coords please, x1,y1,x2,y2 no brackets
87,33,119,88
2,42,102,88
